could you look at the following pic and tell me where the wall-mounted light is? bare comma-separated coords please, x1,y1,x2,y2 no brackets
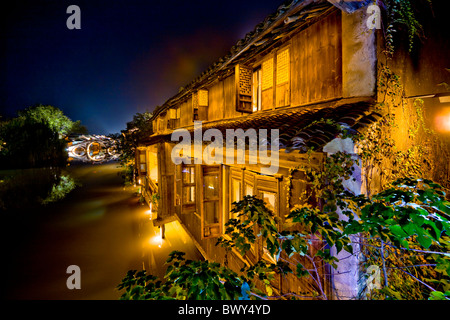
406,92,450,103
435,107,450,133
435,92,450,104
406,92,450,133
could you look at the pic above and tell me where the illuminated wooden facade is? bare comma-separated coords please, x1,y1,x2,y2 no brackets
135,0,450,299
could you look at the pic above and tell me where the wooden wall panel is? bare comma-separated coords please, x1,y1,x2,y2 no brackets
291,10,342,106
276,48,290,108
223,75,241,119
276,82,290,108
180,98,192,127
262,88,273,110
208,81,223,121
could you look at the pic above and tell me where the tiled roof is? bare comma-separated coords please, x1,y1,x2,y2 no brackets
144,100,382,153
201,101,381,152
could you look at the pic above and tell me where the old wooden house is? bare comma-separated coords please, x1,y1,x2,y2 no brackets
134,0,450,299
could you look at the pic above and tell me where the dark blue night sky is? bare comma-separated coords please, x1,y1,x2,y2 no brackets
3,0,279,134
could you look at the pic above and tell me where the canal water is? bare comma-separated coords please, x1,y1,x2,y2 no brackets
1,162,202,300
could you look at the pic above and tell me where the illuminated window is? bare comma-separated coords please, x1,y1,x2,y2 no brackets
198,89,209,107
258,188,278,263
235,64,253,113
182,166,195,204
252,67,262,112
202,166,221,238
243,173,258,259
175,164,196,213
192,89,209,121
260,191,276,213
276,48,289,85
231,178,241,203
168,108,180,129
157,117,164,132
229,178,242,220
276,47,290,107
139,151,146,173
262,58,273,91
245,183,253,196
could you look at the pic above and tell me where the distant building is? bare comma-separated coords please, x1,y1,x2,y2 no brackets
135,0,450,299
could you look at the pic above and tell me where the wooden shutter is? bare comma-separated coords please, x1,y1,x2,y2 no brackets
192,89,208,121
201,165,222,238
276,47,290,107
235,64,253,113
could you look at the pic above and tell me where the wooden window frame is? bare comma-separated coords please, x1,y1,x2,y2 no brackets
235,64,253,113
242,171,259,261
252,67,262,112
139,151,147,174
228,167,244,223
167,107,180,129
192,89,209,121
256,175,279,263
261,57,274,91
201,165,222,239
275,46,291,108
175,164,196,214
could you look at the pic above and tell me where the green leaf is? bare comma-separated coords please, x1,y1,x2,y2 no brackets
429,291,446,300
344,244,354,255
296,263,309,278
417,233,432,249
389,224,408,239
335,239,343,253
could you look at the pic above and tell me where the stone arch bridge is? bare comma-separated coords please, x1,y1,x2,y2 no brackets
66,134,119,163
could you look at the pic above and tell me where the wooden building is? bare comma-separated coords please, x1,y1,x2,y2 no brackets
135,0,450,299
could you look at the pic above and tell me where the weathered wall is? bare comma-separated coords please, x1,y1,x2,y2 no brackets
323,137,362,300
341,6,376,98
374,0,450,191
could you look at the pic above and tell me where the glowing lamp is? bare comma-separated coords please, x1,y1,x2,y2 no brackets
435,92,450,104
435,107,450,132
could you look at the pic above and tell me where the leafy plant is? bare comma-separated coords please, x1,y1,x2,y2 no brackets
118,175,450,300
117,111,153,186
342,178,450,299
117,251,248,300
381,0,432,54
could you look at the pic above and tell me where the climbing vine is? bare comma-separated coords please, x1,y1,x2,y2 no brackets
356,60,450,196
381,0,432,55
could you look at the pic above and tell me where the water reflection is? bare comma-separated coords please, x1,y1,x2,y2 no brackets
0,167,79,211
41,174,79,204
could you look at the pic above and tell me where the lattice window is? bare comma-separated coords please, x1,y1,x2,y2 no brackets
198,89,208,106
235,64,253,113
192,89,208,121
276,48,290,85
262,58,274,91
